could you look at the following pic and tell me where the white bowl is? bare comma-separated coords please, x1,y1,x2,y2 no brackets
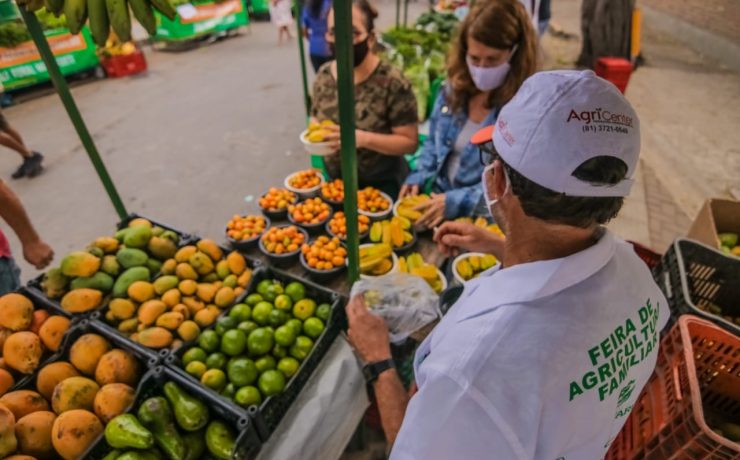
300,130,335,156
284,170,325,199
451,252,487,285
357,243,399,279
434,267,449,293
359,191,394,222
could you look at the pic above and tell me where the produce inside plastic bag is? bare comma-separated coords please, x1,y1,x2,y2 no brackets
350,273,441,344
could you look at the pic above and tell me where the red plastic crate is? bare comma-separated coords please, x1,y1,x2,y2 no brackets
595,57,633,94
606,315,740,459
102,50,147,78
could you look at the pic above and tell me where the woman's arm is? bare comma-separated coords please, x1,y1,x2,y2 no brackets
356,123,418,157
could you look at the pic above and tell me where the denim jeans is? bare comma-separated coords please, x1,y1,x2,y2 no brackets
0,256,21,295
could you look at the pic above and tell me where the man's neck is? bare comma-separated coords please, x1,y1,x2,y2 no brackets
502,218,601,268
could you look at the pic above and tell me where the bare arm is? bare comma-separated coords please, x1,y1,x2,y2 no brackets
373,368,410,445
357,124,419,157
0,180,53,268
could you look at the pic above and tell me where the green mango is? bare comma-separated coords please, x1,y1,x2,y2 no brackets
88,246,105,258
117,248,149,269
718,232,739,248
153,276,179,295
41,267,69,299
105,414,154,450
152,226,165,237
205,420,235,460
146,258,163,277
124,225,153,249
70,271,114,292
113,267,150,298
115,228,130,242
182,430,206,460
138,397,186,460
148,236,178,261
102,255,122,277
161,230,179,244
163,382,209,432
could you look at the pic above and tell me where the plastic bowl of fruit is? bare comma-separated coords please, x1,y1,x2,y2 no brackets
358,187,393,221
258,225,309,268
367,217,417,255
452,252,499,285
300,120,337,156
320,178,345,209
285,169,325,199
358,243,398,279
287,197,333,235
225,214,270,251
259,187,298,220
399,252,448,293
326,211,370,241
299,235,347,282
393,194,434,231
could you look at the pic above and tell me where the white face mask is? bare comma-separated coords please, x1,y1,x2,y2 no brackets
481,163,510,214
466,45,518,92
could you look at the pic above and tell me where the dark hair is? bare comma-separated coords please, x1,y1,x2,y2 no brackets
502,155,628,228
353,0,378,33
308,0,323,18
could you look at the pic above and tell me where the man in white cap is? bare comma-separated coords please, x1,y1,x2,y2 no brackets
346,70,670,459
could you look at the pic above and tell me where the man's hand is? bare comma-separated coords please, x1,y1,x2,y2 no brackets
414,193,446,230
399,184,419,199
346,295,392,364
434,221,505,259
324,125,372,152
23,238,53,269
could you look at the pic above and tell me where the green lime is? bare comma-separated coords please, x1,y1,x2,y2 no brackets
286,319,303,335
277,357,300,379
268,309,289,328
265,326,275,335
221,383,236,399
256,280,273,298
227,357,258,387
274,294,293,311
206,352,227,370
201,369,227,392
303,317,325,339
290,336,314,361
235,386,262,407
292,299,317,321
316,303,332,322
255,355,277,372
215,316,238,336
252,301,274,326
246,293,264,307
274,325,296,347
185,361,207,379
247,328,274,356
199,330,220,353
258,370,286,397
272,344,288,359
285,282,306,302
182,347,207,366
229,303,252,322
264,283,283,302
238,320,259,336
221,329,247,356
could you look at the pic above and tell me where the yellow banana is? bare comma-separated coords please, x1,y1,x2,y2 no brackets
129,0,157,35
63,0,87,34
87,0,110,47
150,0,177,20
106,0,131,42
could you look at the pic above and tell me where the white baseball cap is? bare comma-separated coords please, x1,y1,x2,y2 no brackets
473,70,640,197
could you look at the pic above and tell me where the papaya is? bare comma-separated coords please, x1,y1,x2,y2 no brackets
36,362,80,400
61,289,103,313
113,267,150,298
109,299,137,321
175,263,198,281
38,315,71,352
51,409,103,460
93,237,120,254
3,332,43,374
51,376,100,414
174,246,197,264
102,255,122,277
128,281,155,303
226,251,246,275
29,310,49,334
137,327,173,348
60,251,101,278
196,240,222,263
94,383,135,423
153,276,178,295
70,334,111,376
147,237,177,261
138,300,167,326
117,248,149,269
161,259,177,276
0,369,13,396
188,252,214,276
0,390,49,419
15,410,56,459
123,225,152,249
0,402,18,457
41,268,69,299
128,218,152,229
70,271,114,292
146,259,163,277
95,350,139,386
0,293,34,331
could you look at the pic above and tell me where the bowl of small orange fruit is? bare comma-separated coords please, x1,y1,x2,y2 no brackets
225,214,270,250
259,225,309,267
326,211,370,241
320,178,345,209
287,197,333,234
285,169,325,199
357,186,393,221
259,187,298,220
299,235,347,282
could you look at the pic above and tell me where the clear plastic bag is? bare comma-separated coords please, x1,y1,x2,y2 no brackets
350,273,441,344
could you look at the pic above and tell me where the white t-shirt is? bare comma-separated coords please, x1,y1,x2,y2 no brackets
391,230,669,460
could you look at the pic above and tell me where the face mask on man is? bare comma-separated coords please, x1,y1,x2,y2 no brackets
481,162,510,215
329,36,371,68
466,45,518,92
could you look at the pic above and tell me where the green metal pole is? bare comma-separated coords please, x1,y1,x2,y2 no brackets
19,9,128,220
333,0,359,283
403,0,409,27
395,0,400,28
294,0,311,118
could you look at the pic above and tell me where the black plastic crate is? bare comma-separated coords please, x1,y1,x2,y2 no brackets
117,212,196,244
83,365,261,460
167,266,346,441
655,238,740,335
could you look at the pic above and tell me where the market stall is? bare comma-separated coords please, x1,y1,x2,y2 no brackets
155,0,249,43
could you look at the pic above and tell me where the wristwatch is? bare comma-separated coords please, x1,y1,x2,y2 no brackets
363,359,396,384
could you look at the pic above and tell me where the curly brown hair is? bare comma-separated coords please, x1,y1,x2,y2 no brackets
446,0,537,112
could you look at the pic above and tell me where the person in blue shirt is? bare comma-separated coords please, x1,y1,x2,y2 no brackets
400,0,537,229
302,0,333,72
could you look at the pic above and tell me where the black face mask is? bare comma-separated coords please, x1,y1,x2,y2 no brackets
329,37,370,68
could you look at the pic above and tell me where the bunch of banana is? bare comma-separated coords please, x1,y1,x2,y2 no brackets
305,120,337,143
359,243,394,276
395,194,430,222
369,217,413,248
398,252,444,293
19,0,177,47
455,253,498,281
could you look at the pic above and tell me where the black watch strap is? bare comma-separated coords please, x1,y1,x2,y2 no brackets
363,359,396,384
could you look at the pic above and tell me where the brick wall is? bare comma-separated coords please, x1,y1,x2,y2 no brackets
640,0,740,43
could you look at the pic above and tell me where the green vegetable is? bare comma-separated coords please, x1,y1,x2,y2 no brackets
102,450,123,460
205,420,236,460
182,430,207,460
116,450,164,460
163,382,209,431
138,396,186,460
105,414,155,450
718,232,738,248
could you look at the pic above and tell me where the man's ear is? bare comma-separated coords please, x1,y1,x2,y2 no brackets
493,160,508,199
